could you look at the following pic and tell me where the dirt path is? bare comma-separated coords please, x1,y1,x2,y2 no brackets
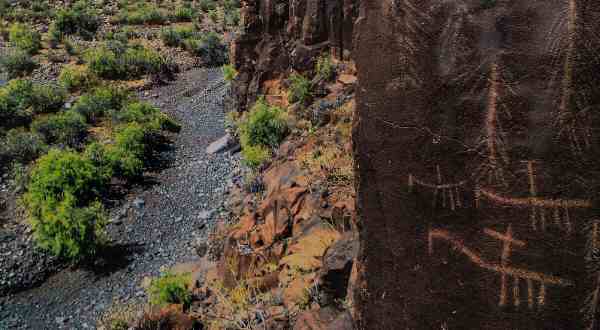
0,68,239,329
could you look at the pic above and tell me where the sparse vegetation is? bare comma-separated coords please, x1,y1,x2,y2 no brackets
0,130,47,167
222,64,237,82
315,54,334,81
71,86,130,123
32,110,89,148
9,23,42,54
237,98,288,168
288,73,312,105
147,272,192,308
59,65,98,92
0,49,37,79
85,42,167,80
118,3,166,25
0,79,66,128
52,1,101,40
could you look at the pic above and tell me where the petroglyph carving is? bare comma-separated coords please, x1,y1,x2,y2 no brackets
475,62,510,187
476,161,591,233
408,165,467,211
429,226,573,309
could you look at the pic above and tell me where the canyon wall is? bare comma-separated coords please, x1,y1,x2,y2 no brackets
230,0,359,111
353,0,600,329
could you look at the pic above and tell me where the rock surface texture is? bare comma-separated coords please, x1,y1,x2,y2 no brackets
354,1,600,329
230,0,359,111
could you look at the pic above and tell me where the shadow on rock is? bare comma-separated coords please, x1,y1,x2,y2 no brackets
82,243,145,277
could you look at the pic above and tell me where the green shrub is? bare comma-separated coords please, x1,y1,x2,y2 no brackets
222,64,237,82
0,129,47,166
238,98,288,148
0,49,37,79
120,4,166,25
315,54,334,81
288,73,312,105
223,8,240,27
86,43,166,80
30,84,67,114
0,79,34,127
172,6,195,22
32,111,88,147
59,66,97,92
186,32,228,66
85,46,122,79
105,123,147,178
237,98,288,168
198,0,216,12
71,86,130,122
24,149,109,260
241,144,270,168
9,23,42,54
115,102,180,133
53,1,100,40
207,9,218,23
160,26,194,47
147,272,192,308
63,37,77,55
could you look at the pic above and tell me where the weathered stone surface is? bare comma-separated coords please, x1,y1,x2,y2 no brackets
354,1,600,329
206,134,234,154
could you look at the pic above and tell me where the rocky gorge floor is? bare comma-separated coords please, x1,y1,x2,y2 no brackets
0,68,240,329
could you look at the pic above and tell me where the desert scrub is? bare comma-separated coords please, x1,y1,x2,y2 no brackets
52,1,100,40
160,26,195,47
118,3,166,25
0,79,65,127
8,23,42,54
315,54,334,81
32,110,89,148
114,101,180,133
171,5,195,22
183,31,228,66
85,42,167,80
222,64,237,82
105,123,148,178
288,73,312,105
147,272,192,308
59,65,98,92
0,130,47,167
24,149,109,260
237,98,288,168
198,0,216,12
71,86,130,123
0,49,37,79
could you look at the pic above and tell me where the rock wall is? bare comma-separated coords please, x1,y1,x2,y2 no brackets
230,0,359,111
353,0,600,329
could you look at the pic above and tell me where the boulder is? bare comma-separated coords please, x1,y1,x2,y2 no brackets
206,134,235,154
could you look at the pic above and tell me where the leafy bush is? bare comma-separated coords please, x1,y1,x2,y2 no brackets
71,86,130,123
0,130,47,166
0,49,37,79
207,9,218,23
24,149,109,260
147,272,192,308
315,54,334,81
222,64,237,82
30,84,67,114
86,43,167,80
185,32,228,66
0,79,34,127
59,65,98,92
238,98,288,148
172,6,195,22
9,23,42,54
241,144,270,168
288,73,312,105
237,98,288,168
223,8,240,27
119,4,166,25
198,0,216,12
114,102,180,133
32,110,88,147
160,26,194,47
53,1,100,40
105,123,148,178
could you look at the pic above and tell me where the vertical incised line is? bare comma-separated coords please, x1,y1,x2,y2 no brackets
559,0,577,122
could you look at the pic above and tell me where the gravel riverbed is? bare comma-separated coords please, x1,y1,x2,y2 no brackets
0,68,240,329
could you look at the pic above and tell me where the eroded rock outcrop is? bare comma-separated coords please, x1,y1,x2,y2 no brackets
354,1,600,329
230,0,359,111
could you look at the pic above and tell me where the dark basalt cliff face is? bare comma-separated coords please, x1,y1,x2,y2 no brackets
353,0,600,329
230,0,358,111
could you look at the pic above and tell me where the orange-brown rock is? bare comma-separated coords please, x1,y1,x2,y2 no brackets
293,307,348,330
